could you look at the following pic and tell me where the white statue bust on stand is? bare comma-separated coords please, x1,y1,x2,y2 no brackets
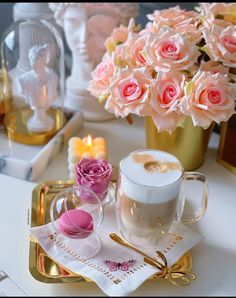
49,3,139,121
8,19,57,99
18,44,59,133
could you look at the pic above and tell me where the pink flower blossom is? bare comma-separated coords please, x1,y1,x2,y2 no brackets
198,3,236,29
145,27,200,72
202,25,236,68
179,70,235,128
75,158,112,202
150,71,186,133
88,53,114,98
104,18,135,54
105,67,152,118
174,19,202,44
199,61,229,76
147,5,198,27
123,33,148,68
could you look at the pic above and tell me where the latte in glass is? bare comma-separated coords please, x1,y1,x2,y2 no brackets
117,149,183,247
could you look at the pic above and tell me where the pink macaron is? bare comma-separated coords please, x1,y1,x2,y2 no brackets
59,209,93,239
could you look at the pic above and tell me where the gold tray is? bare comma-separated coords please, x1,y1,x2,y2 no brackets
29,180,193,283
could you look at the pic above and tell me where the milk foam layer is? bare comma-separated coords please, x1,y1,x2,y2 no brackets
120,150,183,204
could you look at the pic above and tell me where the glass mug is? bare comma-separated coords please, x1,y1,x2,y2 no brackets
116,149,208,248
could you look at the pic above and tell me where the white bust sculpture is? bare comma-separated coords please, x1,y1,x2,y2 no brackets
18,44,59,133
49,3,139,121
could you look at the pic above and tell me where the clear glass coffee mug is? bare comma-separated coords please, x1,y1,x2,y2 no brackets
115,149,208,248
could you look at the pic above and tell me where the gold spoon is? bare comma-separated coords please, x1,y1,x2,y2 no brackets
109,233,164,271
109,233,196,286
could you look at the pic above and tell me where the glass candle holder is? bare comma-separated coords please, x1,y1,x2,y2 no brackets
1,18,66,144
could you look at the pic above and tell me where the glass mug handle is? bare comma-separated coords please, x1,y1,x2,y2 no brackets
179,172,208,223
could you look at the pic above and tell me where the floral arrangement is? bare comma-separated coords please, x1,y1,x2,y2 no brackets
88,3,236,133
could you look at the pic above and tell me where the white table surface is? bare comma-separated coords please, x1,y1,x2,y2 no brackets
1,116,236,296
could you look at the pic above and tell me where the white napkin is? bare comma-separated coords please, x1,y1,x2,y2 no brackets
30,205,203,296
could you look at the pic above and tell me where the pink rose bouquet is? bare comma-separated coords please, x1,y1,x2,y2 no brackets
88,4,236,133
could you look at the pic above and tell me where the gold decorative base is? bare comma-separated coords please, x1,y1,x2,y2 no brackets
4,107,67,145
145,116,214,171
0,67,13,125
29,180,193,284
0,100,12,125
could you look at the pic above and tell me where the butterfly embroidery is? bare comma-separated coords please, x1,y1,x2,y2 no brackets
104,259,136,272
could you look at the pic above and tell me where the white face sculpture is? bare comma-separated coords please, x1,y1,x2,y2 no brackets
63,5,120,64
64,6,87,53
28,45,50,82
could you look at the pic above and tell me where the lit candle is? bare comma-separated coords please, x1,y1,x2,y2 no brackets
68,135,107,180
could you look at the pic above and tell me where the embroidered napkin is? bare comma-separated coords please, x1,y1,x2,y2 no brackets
30,205,203,296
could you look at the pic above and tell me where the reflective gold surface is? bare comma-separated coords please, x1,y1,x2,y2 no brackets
4,107,67,145
145,116,214,171
29,180,193,284
217,114,236,174
0,67,13,124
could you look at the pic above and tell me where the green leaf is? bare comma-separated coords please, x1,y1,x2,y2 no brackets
99,92,109,104
185,81,195,96
200,45,211,57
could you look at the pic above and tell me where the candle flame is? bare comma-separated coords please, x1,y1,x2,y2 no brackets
42,85,47,97
87,134,92,147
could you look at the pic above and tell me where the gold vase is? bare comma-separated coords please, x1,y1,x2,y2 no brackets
145,116,214,171
216,114,236,174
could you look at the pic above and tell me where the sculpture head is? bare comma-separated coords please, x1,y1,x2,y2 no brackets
49,3,139,65
63,5,88,54
28,44,50,74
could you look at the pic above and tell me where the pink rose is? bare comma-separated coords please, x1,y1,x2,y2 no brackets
150,71,186,133
104,18,135,54
198,3,236,29
141,19,201,45
105,68,152,118
202,25,236,67
174,19,202,44
123,33,148,67
139,22,154,35
75,158,112,202
88,53,114,98
147,5,198,28
199,61,229,76
145,6,200,44
145,27,200,72
179,70,235,128
111,43,128,69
